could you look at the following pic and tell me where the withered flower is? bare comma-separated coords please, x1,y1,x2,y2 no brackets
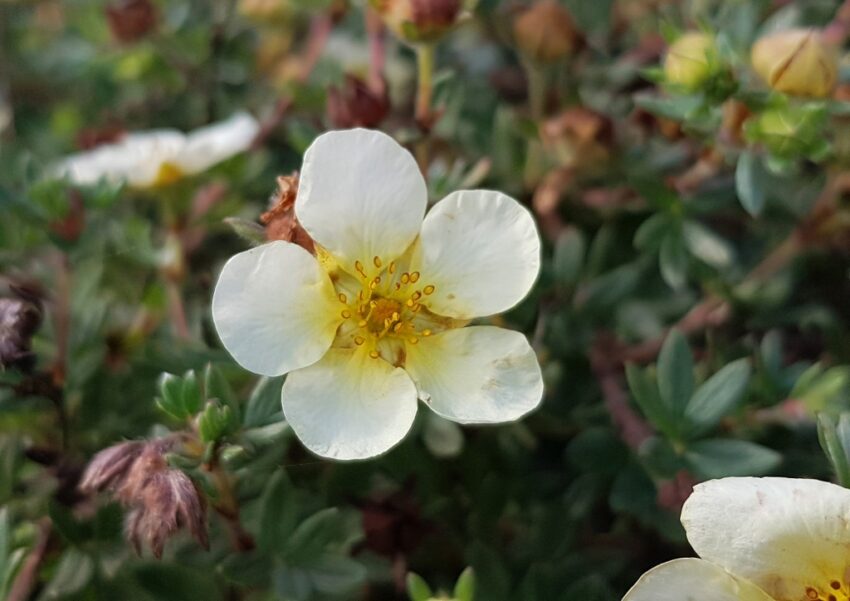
0,284,43,371
513,0,578,64
327,75,390,129
105,0,158,44
260,174,315,252
80,438,208,559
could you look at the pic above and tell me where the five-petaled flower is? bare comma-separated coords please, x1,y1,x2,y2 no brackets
625,477,850,601
55,112,259,188
212,128,543,460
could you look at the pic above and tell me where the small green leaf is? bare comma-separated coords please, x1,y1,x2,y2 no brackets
204,363,240,421
181,370,203,416
735,151,768,216
198,402,236,443
406,572,433,601
685,439,781,478
818,413,850,487
682,221,734,269
625,364,678,439
157,372,187,419
244,376,284,428
684,359,751,437
309,554,367,595
553,227,585,288
657,330,694,416
659,232,688,290
257,470,298,554
454,567,475,601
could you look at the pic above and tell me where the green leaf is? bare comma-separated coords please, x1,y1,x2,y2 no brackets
131,563,224,601
657,329,695,416
659,232,688,290
682,221,734,269
198,402,236,443
0,508,9,598
625,364,678,439
406,573,433,601
818,413,850,487
454,567,476,601
634,213,672,252
684,359,751,437
685,439,781,478
39,549,94,599
244,376,284,428
204,363,239,421
157,372,186,419
285,508,342,564
553,227,585,288
180,370,203,416
309,554,367,595
735,151,768,216
257,470,298,554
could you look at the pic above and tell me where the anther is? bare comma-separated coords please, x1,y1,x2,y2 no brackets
338,293,347,303
354,336,365,345
831,582,842,590
410,272,420,283
423,329,432,336
406,299,414,307
391,312,399,322
388,261,396,274
369,280,378,290
358,320,367,327
423,285,435,295
341,310,352,319
369,350,380,359
411,291,422,301
373,256,382,268
408,337,419,344
393,323,403,333
401,273,410,284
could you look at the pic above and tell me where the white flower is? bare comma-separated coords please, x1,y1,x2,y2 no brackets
212,128,543,460
624,477,850,601
55,112,259,188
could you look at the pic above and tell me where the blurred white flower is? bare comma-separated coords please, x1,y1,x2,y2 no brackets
212,128,543,460
624,477,850,601
55,112,259,188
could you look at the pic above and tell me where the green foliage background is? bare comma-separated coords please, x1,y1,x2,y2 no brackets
2,0,850,599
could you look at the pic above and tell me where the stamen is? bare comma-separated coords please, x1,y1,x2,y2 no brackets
355,260,367,278
369,350,380,359
410,272,420,283
354,336,365,345
341,310,352,319
388,261,396,274
423,285,435,295
338,293,347,303
393,322,404,333
373,256,382,268
401,273,410,284
411,291,422,301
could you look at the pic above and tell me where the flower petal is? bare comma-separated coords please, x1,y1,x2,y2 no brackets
404,326,543,424
282,348,418,460
624,559,775,601
411,190,540,319
55,130,185,187
212,241,341,377
178,112,260,174
682,477,850,600
295,129,427,276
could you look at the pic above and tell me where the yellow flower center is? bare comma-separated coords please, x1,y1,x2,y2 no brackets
330,254,449,360
154,162,184,186
805,580,850,601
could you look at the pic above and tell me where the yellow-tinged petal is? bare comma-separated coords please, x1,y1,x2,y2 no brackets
212,241,342,377
624,558,776,601
404,326,543,424
281,347,418,460
682,477,850,601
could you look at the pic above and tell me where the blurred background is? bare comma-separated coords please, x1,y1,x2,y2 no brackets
4,0,850,599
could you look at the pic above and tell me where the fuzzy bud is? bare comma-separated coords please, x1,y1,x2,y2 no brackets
513,0,578,64
751,28,838,98
663,32,718,91
371,0,463,44
327,75,390,129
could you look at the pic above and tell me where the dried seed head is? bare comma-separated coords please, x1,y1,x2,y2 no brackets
80,438,208,559
513,1,578,64
260,173,315,252
327,75,390,129
105,0,158,44
0,286,44,372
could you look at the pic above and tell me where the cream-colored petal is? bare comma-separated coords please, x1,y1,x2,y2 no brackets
178,112,260,174
682,477,850,601
212,241,341,377
411,190,540,319
281,348,418,460
404,326,543,424
295,129,427,277
55,130,185,187
624,559,776,601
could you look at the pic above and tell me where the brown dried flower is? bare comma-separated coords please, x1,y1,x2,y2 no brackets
260,174,315,252
327,75,390,129
80,438,208,559
513,0,578,64
105,0,158,44
0,285,43,371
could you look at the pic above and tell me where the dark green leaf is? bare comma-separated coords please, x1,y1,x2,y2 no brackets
657,329,694,416
684,359,751,436
735,151,768,216
685,439,781,478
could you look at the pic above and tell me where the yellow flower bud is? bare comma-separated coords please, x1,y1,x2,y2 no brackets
751,28,838,98
513,0,578,64
663,32,718,91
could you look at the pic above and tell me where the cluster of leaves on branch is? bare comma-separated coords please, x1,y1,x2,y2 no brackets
3,0,850,600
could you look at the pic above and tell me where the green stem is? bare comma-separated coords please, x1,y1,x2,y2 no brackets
525,60,546,122
415,43,435,127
